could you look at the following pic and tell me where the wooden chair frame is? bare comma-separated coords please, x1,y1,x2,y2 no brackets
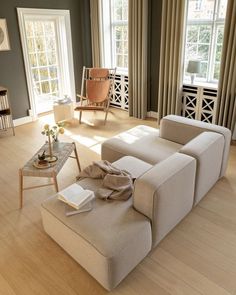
75,67,116,125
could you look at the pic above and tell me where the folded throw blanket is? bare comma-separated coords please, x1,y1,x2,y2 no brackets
77,160,134,201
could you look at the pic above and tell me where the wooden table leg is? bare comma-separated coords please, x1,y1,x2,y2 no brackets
52,171,59,192
73,142,81,172
19,169,23,209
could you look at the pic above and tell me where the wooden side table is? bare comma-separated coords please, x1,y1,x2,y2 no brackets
19,142,81,208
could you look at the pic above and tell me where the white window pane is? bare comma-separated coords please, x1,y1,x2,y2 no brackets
215,44,223,61
41,81,50,94
48,51,57,65
35,82,42,95
122,0,128,20
198,44,210,60
38,53,47,66
49,66,58,79
213,63,220,79
46,37,56,51
115,26,122,40
218,0,227,18
116,54,123,68
44,22,54,35
29,53,37,67
116,41,123,54
34,21,44,36
27,37,35,53
199,25,211,43
124,55,128,68
186,43,198,59
199,62,208,78
51,80,59,93
187,25,198,43
217,26,224,43
39,67,49,81
25,21,34,37
114,0,122,20
124,41,128,54
188,0,215,20
35,37,45,51
32,69,39,82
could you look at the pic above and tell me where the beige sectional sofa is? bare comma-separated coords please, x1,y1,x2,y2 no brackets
102,115,231,205
41,115,231,290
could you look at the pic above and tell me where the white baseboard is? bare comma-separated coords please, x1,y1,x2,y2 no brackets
13,116,33,126
147,111,158,119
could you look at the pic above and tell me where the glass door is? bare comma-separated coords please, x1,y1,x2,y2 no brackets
25,20,61,114
17,8,75,118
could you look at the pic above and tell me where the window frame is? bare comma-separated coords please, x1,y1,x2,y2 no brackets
184,0,226,84
101,0,128,74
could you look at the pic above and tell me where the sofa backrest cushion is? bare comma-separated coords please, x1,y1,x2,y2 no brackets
160,115,231,177
133,153,196,248
180,132,224,205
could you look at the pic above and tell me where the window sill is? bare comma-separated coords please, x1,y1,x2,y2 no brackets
183,80,218,89
116,69,128,76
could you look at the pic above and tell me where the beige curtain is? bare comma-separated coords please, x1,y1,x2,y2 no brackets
157,0,186,123
90,0,103,67
216,0,236,133
128,0,148,119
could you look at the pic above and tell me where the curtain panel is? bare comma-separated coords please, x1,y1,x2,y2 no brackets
157,0,186,123
128,0,148,119
216,0,236,134
90,0,103,67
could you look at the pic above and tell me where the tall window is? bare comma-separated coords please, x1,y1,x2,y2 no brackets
101,0,128,72
111,0,128,70
184,0,227,83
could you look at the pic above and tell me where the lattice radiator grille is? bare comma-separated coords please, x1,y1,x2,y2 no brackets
182,84,218,124
110,74,129,111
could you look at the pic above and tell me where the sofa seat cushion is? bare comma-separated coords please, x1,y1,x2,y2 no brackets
102,125,183,165
41,177,152,290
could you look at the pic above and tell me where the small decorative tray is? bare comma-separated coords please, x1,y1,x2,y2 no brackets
33,160,56,169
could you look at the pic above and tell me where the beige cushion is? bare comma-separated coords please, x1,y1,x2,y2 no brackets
41,177,152,291
112,156,152,178
101,125,182,165
180,132,224,205
160,115,231,177
134,153,196,247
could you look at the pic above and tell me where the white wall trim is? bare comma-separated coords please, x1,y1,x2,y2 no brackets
147,111,158,119
13,116,33,126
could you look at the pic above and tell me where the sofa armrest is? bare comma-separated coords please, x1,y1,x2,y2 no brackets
179,131,224,205
159,115,231,176
133,153,196,248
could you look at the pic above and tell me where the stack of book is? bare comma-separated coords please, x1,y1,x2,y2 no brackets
58,183,95,216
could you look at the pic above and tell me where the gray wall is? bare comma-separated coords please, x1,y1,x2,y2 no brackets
0,0,92,119
148,0,162,112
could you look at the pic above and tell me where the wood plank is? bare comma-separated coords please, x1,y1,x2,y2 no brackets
151,247,231,295
0,109,235,294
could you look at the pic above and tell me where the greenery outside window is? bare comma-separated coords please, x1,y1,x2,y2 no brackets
184,0,227,83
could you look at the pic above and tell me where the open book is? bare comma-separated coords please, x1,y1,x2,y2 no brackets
58,183,95,210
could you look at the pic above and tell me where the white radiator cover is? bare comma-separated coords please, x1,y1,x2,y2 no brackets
182,84,217,124
110,73,129,111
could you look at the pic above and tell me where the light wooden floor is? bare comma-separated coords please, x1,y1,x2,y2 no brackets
0,108,235,295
